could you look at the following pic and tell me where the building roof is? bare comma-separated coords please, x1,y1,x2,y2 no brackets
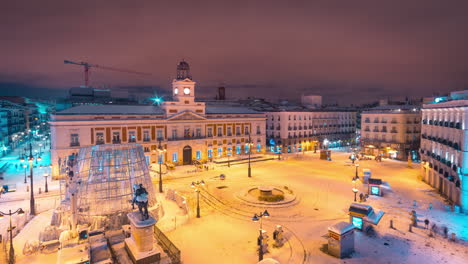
205,106,262,114
328,221,355,234
56,104,164,115
368,178,383,185
349,203,373,216
363,104,420,114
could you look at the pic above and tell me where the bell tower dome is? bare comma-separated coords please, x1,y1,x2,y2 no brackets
176,60,192,80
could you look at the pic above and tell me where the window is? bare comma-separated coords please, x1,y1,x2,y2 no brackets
218,148,223,157
227,127,232,136
196,150,201,160
112,131,121,143
143,130,150,142
172,129,177,139
245,145,250,153
208,149,213,158
236,146,241,154
145,155,150,165
196,128,201,138
256,126,261,135
208,127,213,137
157,130,163,140
184,127,191,138
236,126,241,135
245,126,249,135
70,133,79,146
227,147,232,155
217,127,222,137
172,152,178,162
128,131,136,142
158,153,163,164
96,132,104,145
257,144,261,152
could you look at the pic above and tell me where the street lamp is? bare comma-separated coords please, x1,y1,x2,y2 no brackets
43,173,49,193
352,178,358,202
354,163,360,179
0,208,25,264
23,164,27,184
20,143,41,216
191,180,205,218
252,210,270,261
247,134,252,177
156,139,166,193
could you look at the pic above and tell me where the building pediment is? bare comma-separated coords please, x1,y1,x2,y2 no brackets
167,111,206,121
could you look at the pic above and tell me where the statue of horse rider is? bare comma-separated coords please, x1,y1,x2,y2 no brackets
133,183,149,220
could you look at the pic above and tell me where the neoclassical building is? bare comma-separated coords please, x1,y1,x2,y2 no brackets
361,105,421,160
50,61,266,178
420,90,468,212
265,110,357,153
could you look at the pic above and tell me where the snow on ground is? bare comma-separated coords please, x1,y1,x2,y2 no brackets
160,150,468,264
2,147,467,263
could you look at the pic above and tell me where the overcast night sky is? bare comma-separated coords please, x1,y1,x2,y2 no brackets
1,0,467,104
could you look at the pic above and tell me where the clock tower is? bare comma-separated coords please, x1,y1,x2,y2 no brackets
162,60,205,117
172,60,196,104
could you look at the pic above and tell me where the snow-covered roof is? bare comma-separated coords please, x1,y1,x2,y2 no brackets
349,203,373,216
363,210,385,225
56,104,164,115
328,221,355,234
205,105,262,114
368,178,382,185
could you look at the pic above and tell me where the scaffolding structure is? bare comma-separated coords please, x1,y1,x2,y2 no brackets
68,144,156,229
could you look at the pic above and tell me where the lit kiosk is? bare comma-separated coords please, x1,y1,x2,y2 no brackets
368,178,383,196
348,203,384,232
327,221,355,258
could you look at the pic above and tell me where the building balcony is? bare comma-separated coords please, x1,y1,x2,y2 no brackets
112,140,121,144
70,142,80,147
168,136,206,141
96,140,105,145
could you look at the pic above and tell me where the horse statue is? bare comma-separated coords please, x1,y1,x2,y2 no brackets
132,183,149,221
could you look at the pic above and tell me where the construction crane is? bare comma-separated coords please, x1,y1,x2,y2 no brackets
64,59,151,87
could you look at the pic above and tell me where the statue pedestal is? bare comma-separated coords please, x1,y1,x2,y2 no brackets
125,212,161,264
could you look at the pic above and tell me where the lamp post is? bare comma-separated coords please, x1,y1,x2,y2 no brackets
157,139,166,193
247,134,252,178
252,210,270,261
23,164,27,184
355,163,360,179
277,148,281,160
0,208,25,264
191,180,205,218
43,173,49,193
20,143,41,216
352,178,358,202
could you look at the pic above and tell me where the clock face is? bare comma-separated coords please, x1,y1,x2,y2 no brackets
183,88,191,95
174,88,179,94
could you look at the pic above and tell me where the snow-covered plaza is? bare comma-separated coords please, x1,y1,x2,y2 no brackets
1,147,468,264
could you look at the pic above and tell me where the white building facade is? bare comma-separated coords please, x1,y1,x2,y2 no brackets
420,92,468,212
265,110,357,153
49,61,266,178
